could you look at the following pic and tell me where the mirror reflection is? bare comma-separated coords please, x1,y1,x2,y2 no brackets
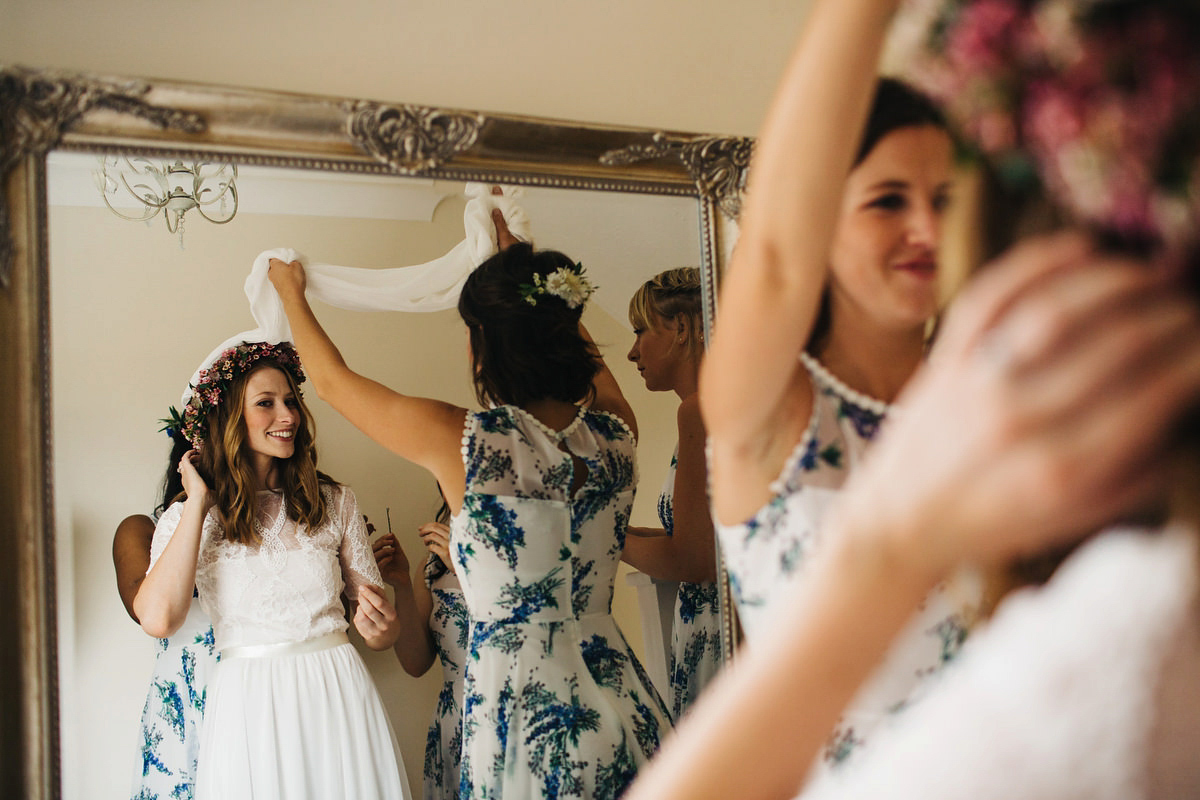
47,151,705,798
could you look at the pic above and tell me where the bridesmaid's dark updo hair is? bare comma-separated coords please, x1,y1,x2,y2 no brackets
458,242,601,408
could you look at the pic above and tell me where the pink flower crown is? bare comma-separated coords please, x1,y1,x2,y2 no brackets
173,341,306,447
895,0,1200,265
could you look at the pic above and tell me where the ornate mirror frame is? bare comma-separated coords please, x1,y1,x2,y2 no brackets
0,65,750,798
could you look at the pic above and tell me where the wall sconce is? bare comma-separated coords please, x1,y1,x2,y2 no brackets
94,156,238,242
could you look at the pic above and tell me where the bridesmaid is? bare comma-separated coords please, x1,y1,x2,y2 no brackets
374,500,469,800
621,267,722,720
700,42,976,769
114,428,217,799
268,227,672,797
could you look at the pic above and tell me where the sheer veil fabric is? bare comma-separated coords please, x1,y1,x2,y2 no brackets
182,183,531,408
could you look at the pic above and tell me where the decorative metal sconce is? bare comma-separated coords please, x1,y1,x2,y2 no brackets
94,156,238,242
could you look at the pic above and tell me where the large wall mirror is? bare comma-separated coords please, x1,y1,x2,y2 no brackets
0,67,748,798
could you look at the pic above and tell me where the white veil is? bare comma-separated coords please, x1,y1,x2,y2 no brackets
181,183,531,409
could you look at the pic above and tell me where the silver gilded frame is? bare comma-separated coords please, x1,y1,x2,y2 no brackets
0,65,751,798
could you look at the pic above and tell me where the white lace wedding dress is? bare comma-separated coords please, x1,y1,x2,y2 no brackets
800,522,1200,800
150,483,411,800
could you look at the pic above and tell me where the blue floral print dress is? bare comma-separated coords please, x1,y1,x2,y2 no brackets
422,554,469,800
451,405,673,799
714,353,977,769
659,450,722,721
131,595,218,800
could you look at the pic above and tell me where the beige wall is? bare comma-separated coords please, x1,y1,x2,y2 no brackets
50,187,683,797
0,0,811,137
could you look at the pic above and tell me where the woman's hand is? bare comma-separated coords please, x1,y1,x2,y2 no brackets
267,257,307,300
418,522,454,573
372,532,412,587
354,584,402,650
490,186,521,250
834,232,1200,582
178,449,213,510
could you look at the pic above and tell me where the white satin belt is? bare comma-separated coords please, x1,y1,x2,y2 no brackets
220,631,349,660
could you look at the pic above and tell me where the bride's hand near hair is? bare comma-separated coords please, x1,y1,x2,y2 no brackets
133,448,214,639
178,448,212,509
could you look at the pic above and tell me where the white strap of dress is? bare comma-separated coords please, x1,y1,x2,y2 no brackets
799,351,891,416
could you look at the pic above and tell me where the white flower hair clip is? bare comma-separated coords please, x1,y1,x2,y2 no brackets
518,262,596,309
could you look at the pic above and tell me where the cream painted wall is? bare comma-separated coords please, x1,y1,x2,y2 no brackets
49,187,683,797
0,0,811,137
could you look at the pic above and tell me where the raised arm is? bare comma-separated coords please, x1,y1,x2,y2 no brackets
700,0,902,523
268,260,468,510
113,514,155,623
133,450,211,638
622,395,716,582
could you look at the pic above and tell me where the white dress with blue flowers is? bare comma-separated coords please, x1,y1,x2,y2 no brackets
422,555,469,800
659,450,722,721
131,595,217,800
714,353,977,767
450,405,673,799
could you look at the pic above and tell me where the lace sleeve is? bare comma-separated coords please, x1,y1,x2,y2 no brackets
333,485,385,602
147,501,185,573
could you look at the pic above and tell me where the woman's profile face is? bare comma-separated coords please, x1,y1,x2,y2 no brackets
828,124,954,333
628,312,687,393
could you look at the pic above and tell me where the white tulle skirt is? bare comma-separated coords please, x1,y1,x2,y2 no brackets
195,632,410,799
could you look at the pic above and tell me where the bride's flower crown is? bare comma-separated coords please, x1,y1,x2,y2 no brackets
895,0,1200,262
518,262,597,309
170,341,306,447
